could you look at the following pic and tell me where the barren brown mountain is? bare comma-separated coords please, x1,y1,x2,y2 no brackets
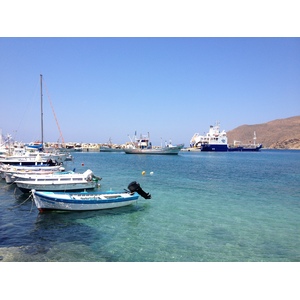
227,116,300,149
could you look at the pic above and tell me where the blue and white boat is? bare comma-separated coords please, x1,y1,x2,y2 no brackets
190,122,262,152
190,122,228,152
31,181,151,212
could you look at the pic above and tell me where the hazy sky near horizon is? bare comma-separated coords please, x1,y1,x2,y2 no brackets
1,37,299,145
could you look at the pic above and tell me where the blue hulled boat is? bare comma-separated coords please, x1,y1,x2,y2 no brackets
190,122,228,152
31,181,151,212
190,122,262,152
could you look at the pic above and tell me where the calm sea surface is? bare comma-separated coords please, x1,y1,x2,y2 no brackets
0,150,299,262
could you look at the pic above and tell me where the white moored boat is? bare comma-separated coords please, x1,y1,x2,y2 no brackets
15,169,101,193
2,164,64,184
31,181,151,212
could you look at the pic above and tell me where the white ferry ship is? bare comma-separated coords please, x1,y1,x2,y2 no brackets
190,122,228,151
190,122,262,152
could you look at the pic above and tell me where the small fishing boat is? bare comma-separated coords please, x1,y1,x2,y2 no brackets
100,139,124,152
15,169,101,193
2,164,64,184
124,132,184,155
0,142,68,165
0,150,63,165
0,159,62,179
31,181,151,212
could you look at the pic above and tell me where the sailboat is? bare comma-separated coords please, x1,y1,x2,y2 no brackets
0,75,68,165
32,74,68,161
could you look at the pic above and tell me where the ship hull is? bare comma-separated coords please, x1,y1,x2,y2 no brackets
124,144,184,155
200,144,228,152
227,144,262,152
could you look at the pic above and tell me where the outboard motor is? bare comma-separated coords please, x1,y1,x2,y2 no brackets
128,181,151,199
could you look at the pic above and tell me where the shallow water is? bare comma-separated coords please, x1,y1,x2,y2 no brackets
0,150,299,262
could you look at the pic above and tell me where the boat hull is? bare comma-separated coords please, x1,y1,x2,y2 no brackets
100,148,124,153
5,170,56,184
227,144,263,152
32,190,139,212
16,181,98,193
200,144,228,152
0,158,49,165
2,165,63,184
201,144,262,152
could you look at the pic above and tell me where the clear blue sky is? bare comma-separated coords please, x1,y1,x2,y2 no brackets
1,37,299,146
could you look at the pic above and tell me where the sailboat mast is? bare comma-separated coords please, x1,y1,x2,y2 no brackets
40,74,44,147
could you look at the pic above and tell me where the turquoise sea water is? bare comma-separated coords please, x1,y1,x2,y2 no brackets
0,150,299,262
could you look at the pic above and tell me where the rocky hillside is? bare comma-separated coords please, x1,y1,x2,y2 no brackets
227,116,300,149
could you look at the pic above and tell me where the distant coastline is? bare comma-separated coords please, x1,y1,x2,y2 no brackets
2,116,300,151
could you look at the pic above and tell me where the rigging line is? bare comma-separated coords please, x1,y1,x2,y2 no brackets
15,79,40,142
30,195,34,213
42,78,65,144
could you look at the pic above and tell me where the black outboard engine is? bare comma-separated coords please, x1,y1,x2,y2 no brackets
128,181,151,199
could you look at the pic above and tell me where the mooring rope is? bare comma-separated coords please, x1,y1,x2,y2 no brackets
9,190,34,210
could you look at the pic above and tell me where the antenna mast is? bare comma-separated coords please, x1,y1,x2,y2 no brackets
40,74,44,146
